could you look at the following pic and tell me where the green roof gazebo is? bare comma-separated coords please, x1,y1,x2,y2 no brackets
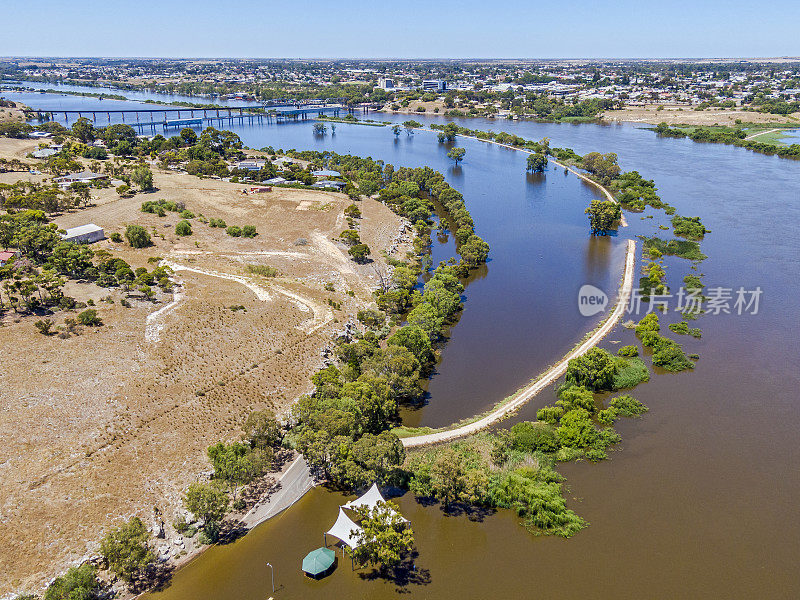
302,547,337,579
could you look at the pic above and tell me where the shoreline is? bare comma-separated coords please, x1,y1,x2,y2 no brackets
401,238,636,447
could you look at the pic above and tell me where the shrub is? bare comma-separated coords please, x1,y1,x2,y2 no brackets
617,345,639,357
246,264,277,277
77,308,102,326
180,209,195,219
175,220,192,236
671,215,709,240
564,347,617,391
209,218,227,228
348,243,371,263
609,394,648,417
612,357,650,389
642,237,707,261
44,564,99,600
344,204,362,218
652,345,695,372
635,313,660,336
340,229,361,246
536,405,564,425
110,232,123,243
510,421,559,452
125,224,152,248
116,184,132,197
242,225,257,238
226,225,242,237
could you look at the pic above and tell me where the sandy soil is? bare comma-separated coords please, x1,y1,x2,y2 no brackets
602,105,800,126
0,101,28,124
382,99,447,116
0,164,411,596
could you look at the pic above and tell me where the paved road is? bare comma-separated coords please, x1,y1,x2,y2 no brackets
401,238,636,448
240,455,315,529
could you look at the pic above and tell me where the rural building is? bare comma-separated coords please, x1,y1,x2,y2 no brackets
312,169,341,178
0,250,18,266
234,159,267,171
54,171,108,188
31,146,61,159
61,224,105,244
264,176,288,184
312,180,346,190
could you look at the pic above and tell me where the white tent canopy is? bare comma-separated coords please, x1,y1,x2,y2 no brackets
325,507,362,550
343,482,385,512
343,483,409,522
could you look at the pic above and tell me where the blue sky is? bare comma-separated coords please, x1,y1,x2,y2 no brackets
3,0,798,58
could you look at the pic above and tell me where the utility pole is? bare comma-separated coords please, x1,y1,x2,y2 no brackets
266,562,275,594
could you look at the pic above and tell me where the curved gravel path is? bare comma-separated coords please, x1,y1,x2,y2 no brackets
401,238,636,448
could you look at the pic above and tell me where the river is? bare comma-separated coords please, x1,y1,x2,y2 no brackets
7,83,800,598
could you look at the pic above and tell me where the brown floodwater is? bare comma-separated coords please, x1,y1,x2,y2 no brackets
22,90,795,599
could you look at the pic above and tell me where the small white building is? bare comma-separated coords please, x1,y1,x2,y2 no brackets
54,171,108,188
62,224,105,244
234,159,267,171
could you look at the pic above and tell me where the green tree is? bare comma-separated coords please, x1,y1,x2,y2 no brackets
175,220,192,236
207,441,271,501
584,199,621,235
526,152,548,173
447,147,466,165
131,166,154,191
391,124,401,137
77,308,102,326
125,224,152,248
242,410,282,449
350,501,414,569
44,565,100,600
348,243,371,263
183,481,229,540
71,117,95,144
99,516,155,586
564,348,617,391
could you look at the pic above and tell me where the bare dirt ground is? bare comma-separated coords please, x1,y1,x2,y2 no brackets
0,164,411,596
382,99,447,116
0,101,28,124
602,104,800,126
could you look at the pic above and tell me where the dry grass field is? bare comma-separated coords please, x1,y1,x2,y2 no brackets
602,104,800,126
0,163,411,595
0,101,28,125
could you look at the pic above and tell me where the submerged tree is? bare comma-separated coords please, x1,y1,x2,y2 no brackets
526,152,548,173
350,501,414,569
585,199,621,235
447,147,466,165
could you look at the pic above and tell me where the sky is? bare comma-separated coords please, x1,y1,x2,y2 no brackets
2,0,798,59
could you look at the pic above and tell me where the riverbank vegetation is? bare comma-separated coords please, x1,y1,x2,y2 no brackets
653,122,800,159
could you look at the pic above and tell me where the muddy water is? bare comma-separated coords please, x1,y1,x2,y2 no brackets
14,89,800,597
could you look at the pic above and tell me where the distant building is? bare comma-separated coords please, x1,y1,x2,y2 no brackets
312,169,341,178
264,176,288,185
234,159,267,171
312,180,346,190
422,79,447,92
54,171,108,188
61,224,105,244
378,78,396,90
29,131,52,139
0,250,18,266
31,146,62,159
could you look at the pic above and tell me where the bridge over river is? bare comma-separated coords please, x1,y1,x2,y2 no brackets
37,104,351,132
